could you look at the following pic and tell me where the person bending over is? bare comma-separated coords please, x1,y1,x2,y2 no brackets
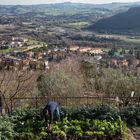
42,101,60,130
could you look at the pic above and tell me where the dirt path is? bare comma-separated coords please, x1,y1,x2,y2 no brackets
126,127,140,140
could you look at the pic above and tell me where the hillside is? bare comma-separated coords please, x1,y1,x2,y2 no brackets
0,2,140,16
89,6,140,33
0,3,110,16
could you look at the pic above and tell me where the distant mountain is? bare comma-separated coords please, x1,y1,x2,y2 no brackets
88,6,140,33
0,2,140,16
0,3,110,16
92,2,140,10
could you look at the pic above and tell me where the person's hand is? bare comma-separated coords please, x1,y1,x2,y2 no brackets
48,124,53,131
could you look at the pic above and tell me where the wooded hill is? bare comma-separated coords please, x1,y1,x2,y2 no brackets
0,2,140,16
88,6,140,33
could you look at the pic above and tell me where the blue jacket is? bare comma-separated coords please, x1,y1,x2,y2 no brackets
43,101,60,124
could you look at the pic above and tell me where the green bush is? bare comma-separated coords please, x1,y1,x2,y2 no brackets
0,115,15,140
60,104,119,121
120,106,140,126
11,109,48,140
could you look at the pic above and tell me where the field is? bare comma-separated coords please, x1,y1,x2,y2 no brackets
0,48,17,54
96,33,140,46
119,36,140,45
68,21,90,28
0,39,47,54
1,105,140,140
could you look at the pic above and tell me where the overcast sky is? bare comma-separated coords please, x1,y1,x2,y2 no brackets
0,0,139,5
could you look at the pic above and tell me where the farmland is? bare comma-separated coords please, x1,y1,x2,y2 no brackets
67,21,91,28
1,105,140,140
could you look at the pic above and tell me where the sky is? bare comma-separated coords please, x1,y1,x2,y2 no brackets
0,0,139,5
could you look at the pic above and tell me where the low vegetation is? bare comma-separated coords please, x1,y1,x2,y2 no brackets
1,104,135,140
120,106,140,126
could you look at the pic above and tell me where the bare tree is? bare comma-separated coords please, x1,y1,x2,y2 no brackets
0,70,41,113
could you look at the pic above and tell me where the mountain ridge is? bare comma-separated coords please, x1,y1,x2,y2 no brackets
0,2,140,16
88,6,140,33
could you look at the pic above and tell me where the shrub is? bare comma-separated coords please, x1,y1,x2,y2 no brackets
120,106,140,126
60,104,120,121
0,115,15,140
37,69,83,97
11,109,48,140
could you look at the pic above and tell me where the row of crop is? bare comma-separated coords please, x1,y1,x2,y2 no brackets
0,105,139,140
50,117,125,140
60,105,140,126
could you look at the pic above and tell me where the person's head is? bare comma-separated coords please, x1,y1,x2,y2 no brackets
40,108,49,119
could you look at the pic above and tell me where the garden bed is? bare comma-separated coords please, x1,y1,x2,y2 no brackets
0,105,139,140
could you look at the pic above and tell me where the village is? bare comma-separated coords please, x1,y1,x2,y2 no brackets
0,35,140,74
0,9,140,74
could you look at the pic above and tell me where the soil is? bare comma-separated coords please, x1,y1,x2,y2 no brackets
126,127,140,140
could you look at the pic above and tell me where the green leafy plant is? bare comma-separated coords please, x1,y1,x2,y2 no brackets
0,115,15,140
51,117,126,139
11,108,48,140
60,104,119,121
0,105,130,140
120,106,140,126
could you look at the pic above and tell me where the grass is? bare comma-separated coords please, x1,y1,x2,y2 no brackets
68,21,90,26
0,39,47,54
25,39,47,46
67,21,90,28
0,48,18,54
96,33,140,46
118,36,140,45
26,39,41,46
102,48,111,53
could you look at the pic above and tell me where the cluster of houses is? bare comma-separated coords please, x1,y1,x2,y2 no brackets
1,38,140,72
0,46,67,71
0,37,28,50
68,45,140,71
12,49,67,62
105,54,140,72
0,56,49,71
0,44,103,71
69,46,103,54
108,58,129,68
